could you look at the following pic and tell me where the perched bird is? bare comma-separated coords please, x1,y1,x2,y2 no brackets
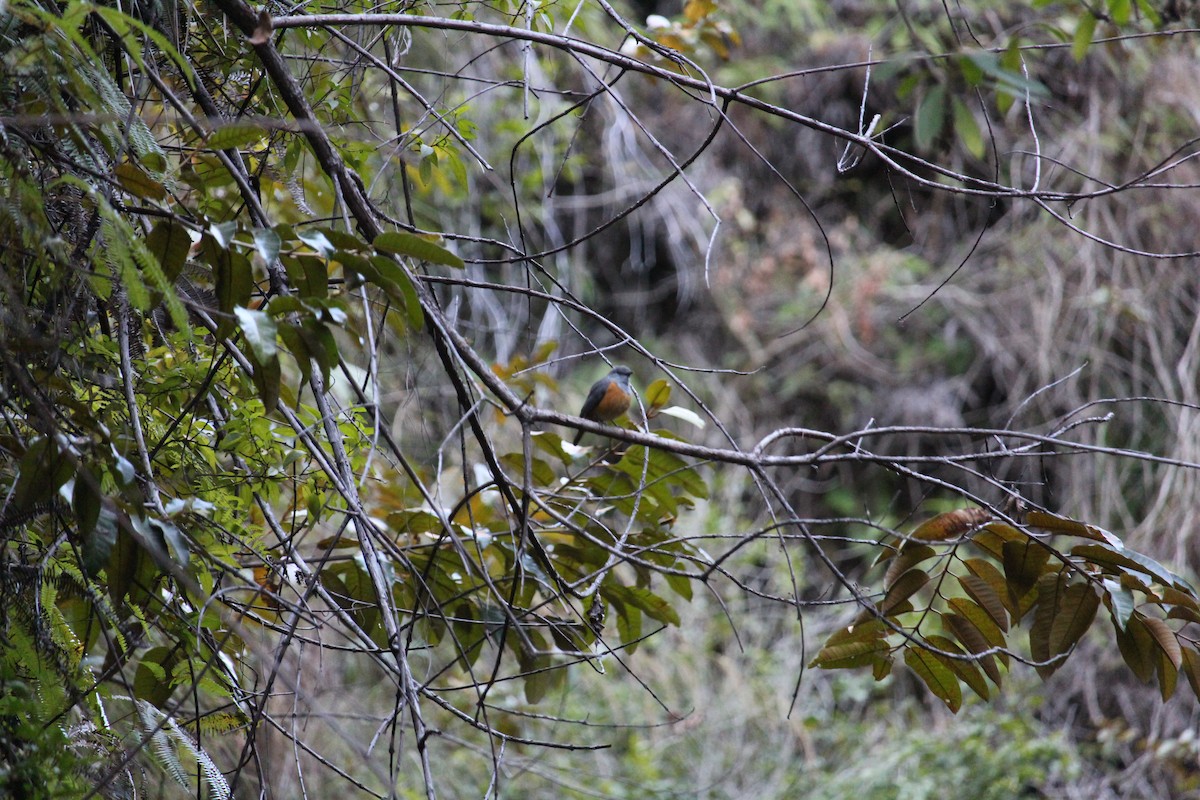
573,365,634,445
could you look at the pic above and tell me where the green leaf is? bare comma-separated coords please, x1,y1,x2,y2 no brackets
266,296,305,318
106,527,156,609
207,123,265,151
278,323,313,384
283,254,329,299
253,227,282,265
905,645,962,712
614,602,642,652
235,307,278,363
130,514,189,565
644,379,671,411
1072,13,1096,62
80,499,117,578
236,308,281,410
500,453,557,487
387,509,448,536
665,571,693,601
1029,576,1058,677
614,446,709,504
397,262,425,329
522,657,564,705
604,584,680,626
115,162,166,201
298,229,336,258
206,237,253,339
1109,0,1130,26
210,220,238,249
958,52,988,86
1157,647,1179,701
299,319,339,389
952,98,984,159
373,231,465,269
246,348,281,411
1102,578,1136,630
145,220,192,283
970,522,1024,560
72,473,101,536
14,437,73,510
811,637,890,670
925,634,989,701
914,84,946,151
134,646,176,707
1134,0,1160,25
321,228,369,252
827,619,886,647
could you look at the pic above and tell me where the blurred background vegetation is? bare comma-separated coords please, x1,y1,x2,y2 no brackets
416,0,1200,796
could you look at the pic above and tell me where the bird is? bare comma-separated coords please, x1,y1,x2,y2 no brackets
573,365,634,445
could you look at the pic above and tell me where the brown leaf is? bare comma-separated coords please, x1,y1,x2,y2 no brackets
943,610,1002,686
879,569,930,616
884,544,936,590
1002,538,1052,591
1115,614,1157,684
959,566,1011,631
1180,646,1200,700
910,508,990,542
1141,615,1183,669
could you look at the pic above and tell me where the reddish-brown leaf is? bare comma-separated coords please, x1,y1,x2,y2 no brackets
1026,510,1116,543
1141,616,1183,669
911,508,990,542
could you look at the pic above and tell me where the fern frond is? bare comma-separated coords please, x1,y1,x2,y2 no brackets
137,700,188,787
136,699,232,799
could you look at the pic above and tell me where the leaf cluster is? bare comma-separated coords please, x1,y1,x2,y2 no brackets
813,508,1200,712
